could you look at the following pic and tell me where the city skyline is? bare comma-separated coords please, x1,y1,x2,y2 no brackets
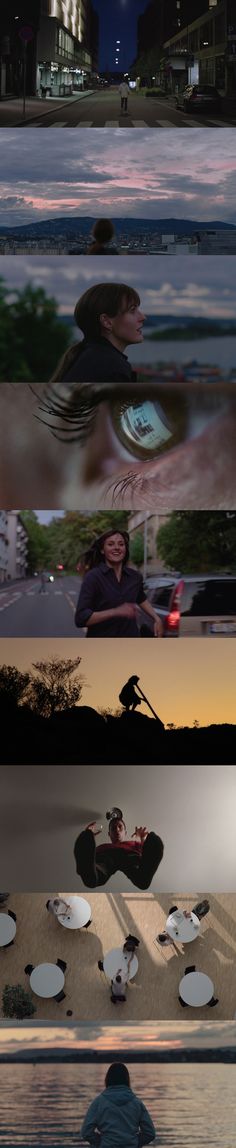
0,637,235,727
1,254,236,318
0,1021,236,1055
0,129,236,229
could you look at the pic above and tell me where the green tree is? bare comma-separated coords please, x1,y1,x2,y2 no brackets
42,511,130,572
129,532,144,567
28,656,85,719
3,985,36,1019
157,512,236,574
0,278,71,382
20,511,48,574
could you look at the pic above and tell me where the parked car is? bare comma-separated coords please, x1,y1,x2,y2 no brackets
138,575,236,637
176,84,221,114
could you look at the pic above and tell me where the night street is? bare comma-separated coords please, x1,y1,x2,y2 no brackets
0,576,84,637
1,89,235,128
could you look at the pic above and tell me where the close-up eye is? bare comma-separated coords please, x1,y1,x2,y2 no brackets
111,396,187,459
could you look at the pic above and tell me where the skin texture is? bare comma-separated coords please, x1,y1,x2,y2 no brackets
0,383,236,509
100,303,145,351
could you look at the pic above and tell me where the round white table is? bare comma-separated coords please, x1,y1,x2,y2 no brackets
103,947,138,981
30,963,65,998
0,913,16,947
166,910,200,943
58,896,91,930
179,971,214,1007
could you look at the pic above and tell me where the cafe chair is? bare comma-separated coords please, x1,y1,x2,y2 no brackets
8,910,17,921
83,918,92,928
168,906,178,915
56,958,67,973
178,995,188,1007
98,960,104,971
3,940,15,948
157,933,172,947
54,990,66,1003
185,965,196,975
192,899,210,920
0,894,9,903
208,996,219,1007
25,964,34,975
123,934,140,951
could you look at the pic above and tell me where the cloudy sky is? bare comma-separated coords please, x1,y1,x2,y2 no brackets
0,1021,236,1055
0,129,236,229
1,253,236,318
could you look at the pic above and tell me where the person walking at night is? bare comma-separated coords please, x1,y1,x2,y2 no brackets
74,530,163,638
38,570,46,593
49,283,145,384
81,1061,156,1147
119,79,130,115
74,809,164,890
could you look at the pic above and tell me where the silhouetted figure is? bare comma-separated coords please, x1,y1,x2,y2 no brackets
119,675,142,711
74,812,164,890
38,571,46,594
87,219,119,255
119,80,129,115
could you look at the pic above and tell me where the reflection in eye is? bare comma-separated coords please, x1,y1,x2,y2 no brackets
112,396,187,460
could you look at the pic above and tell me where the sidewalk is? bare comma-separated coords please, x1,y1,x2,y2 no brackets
0,90,95,127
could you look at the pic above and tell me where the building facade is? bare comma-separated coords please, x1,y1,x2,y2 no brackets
128,512,170,575
0,513,8,584
6,513,28,581
0,0,98,98
162,1,236,95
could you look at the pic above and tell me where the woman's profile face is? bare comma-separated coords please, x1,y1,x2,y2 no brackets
101,533,127,564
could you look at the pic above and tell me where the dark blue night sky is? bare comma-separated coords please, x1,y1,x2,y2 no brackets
93,0,150,72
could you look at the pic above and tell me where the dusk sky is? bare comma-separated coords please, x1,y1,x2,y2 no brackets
93,0,147,71
1,254,236,318
0,638,235,727
0,1022,236,1055
1,129,236,228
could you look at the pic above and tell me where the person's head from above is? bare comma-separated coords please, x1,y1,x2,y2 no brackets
115,974,122,984
86,529,129,570
92,219,115,245
108,816,127,843
74,283,145,353
105,1062,130,1088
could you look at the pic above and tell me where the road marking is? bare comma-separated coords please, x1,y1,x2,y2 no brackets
55,590,63,595
132,119,147,127
155,119,177,127
50,121,68,127
75,120,93,127
105,120,120,126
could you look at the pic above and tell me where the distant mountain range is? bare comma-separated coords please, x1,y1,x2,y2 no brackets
59,312,236,332
0,1047,236,1063
0,216,235,237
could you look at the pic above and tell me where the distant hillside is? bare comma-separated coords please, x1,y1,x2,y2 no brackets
0,1047,236,1064
0,216,235,237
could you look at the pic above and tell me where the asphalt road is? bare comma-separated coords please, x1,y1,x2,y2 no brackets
21,88,236,128
0,575,84,637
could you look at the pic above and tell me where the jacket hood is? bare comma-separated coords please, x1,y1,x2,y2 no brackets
101,1086,135,1106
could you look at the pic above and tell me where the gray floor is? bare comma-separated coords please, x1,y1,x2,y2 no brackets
0,764,235,892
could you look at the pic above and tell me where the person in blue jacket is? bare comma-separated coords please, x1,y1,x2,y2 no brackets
81,1061,156,1148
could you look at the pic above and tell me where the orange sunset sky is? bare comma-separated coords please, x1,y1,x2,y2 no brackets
0,1023,236,1055
0,637,235,727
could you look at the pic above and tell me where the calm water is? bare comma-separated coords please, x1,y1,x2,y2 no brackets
129,336,236,371
0,1063,235,1147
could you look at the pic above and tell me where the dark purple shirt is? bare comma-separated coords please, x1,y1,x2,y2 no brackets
74,562,146,637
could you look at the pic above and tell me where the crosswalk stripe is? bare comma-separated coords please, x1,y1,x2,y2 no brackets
105,120,120,126
155,119,178,127
75,120,93,127
55,590,63,595
132,119,148,127
50,121,68,127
